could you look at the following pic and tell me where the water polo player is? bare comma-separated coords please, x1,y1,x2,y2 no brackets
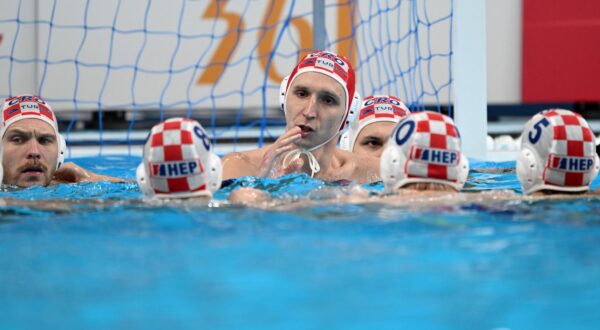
380,111,469,192
1,95,122,187
222,50,379,183
339,95,410,158
136,117,222,199
517,109,599,195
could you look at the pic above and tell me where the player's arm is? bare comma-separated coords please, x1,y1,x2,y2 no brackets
222,127,303,180
222,151,261,180
52,162,129,184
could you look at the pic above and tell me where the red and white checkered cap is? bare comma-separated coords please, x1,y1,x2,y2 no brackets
340,95,410,151
136,117,222,198
517,109,599,194
380,111,469,191
1,95,66,170
1,95,59,137
279,50,360,134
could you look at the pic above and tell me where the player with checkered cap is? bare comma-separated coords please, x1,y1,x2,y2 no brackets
0,95,68,186
380,111,469,192
278,50,362,177
222,50,380,184
279,51,361,133
517,109,599,195
339,95,410,156
136,117,222,199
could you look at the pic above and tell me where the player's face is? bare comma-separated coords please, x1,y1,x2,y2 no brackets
285,72,346,148
2,119,59,187
353,121,396,158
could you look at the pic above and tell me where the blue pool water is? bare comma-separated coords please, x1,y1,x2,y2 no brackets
1,156,600,329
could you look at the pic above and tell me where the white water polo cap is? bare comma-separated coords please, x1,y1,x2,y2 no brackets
136,118,222,199
517,109,599,195
279,50,360,134
380,111,469,192
340,95,410,151
1,95,67,171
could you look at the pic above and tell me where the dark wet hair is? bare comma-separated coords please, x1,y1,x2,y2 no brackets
403,182,455,191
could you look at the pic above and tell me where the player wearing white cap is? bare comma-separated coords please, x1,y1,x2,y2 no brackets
1,95,125,187
136,117,222,199
222,50,379,183
517,109,599,195
380,111,469,192
339,95,410,158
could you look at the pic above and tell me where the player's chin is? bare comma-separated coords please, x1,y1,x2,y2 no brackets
294,138,315,149
298,132,328,146
17,174,52,187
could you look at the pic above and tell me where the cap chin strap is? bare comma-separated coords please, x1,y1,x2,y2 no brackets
281,129,342,178
282,148,321,178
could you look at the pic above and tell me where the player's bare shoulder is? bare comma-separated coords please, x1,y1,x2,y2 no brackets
354,152,381,183
335,148,380,183
222,148,267,179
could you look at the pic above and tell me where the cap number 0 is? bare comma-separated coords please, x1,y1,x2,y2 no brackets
394,120,415,146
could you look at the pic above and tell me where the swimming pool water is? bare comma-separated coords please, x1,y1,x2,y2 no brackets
1,156,599,329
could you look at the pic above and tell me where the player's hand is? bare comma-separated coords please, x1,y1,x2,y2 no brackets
52,162,127,184
228,187,271,205
257,126,303,178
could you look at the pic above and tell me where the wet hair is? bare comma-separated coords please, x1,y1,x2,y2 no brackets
403,182,455,191
534,189,587,196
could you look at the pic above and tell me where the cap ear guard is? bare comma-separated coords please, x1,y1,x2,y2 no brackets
56,133,67,169
206,152,223,194
136,162,155,197
454,153,470,190
516,145,540,195
339,131,351,151
582,126,599,191
0,149,4,185
344,122,362,153
380,143,406,193
340,91,361,134
593,153,600,182
279,75,290,112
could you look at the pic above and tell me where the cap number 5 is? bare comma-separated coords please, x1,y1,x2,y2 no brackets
528,118,549,144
